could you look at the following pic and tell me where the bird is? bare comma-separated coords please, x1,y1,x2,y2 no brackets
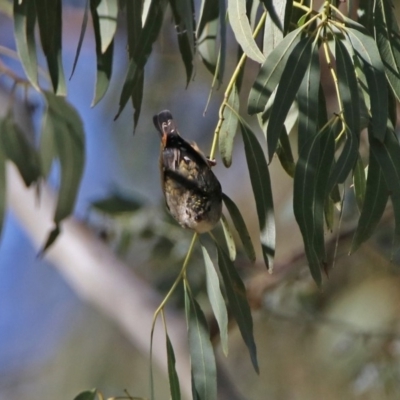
153,110,222,233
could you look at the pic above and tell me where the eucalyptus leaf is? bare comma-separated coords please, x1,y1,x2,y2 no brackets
201,242,229,356
97,0,118,53
13,0,39,90
346,27,388,142
276,126,295,177
266,35,312,161
217,244,259,373
220,214,236,261
219,85,239,167
240,120,275,270
184,285,217,400
248,26,302,114
350,151,388,252
91,0,114,106
34,0,66,95
73,389,97,400
166,334,181,400
353,154,366,212
91,194,142,214
227,0,264,63
222,192,256,262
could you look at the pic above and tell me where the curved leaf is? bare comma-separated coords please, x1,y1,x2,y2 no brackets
219,85,239,167
222,192,256,262
34,0,66,95
297,37,320,154
227,0,264,63
97,0,118,53
369,124,400,237
350,151,388,252
266,35,312,161
374,0,400,101
217,244,259,373
166,334,181,400
353,154,366,212
220,214,236,261
170,0,196,86
276,126,295,177
346,27,388,142
247,26,302,114
41,92,85,252
184,285,217,400
13,0,39,91
91,0,114,106
1,114,41,187
73,389,97,400
240,120,275,270
293,120,336,286
115,0,168,119
201,242,229,356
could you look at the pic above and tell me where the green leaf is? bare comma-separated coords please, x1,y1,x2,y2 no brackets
353,154,366,212
369,124,400,237
266,35,312,161
247,26,302,114
336,38,360,141
131,70,144,131
219,85,239,167
34,0,66,95
297,37,320,154
70,0,90,80
184,285,217,400
97,0,118,53
1,114,41,186
91,0,114,106
197,0,220,76
39,107,56,178
260,0,283,33
220,214,236,261
115,0,168,119
240,120,275,270
346,27,388,142
350,151,388,252
374,0,400,101
276,126,295,177
227,0,264,63
262,0,285,56
166,334,181,400
91,194,142,214
13,0,39,91
293,120,336,286
73,389,97,400
218,0,227,85
41,92,85,252
169,0,196,86
201,242,229,356
217,245,259,373
222,192,256,262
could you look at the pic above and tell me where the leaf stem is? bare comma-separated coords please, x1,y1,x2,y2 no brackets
209,11,267,160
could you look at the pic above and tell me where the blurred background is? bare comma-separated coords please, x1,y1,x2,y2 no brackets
1,1,400,399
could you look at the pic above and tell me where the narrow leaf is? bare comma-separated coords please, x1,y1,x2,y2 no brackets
297,37,320,154
346,27,388,142
369,124,400,236
1,114,41,186
220,213,236,261
185,286,217,400
353,154,366,212
217,245,259,373
34,0,66,95
70,0,90,79
248,26,302,114
374,0,400,101
227,0,264,63
276,126,295,177
166,334,181,400
115,0,168,119
201,243,229,356
222,192,256,262
266,35,312,161
73,389,97,400
219,85,239,167
13,0,39,90
97,0,118,53
91,0,114,106
240,120,275,270
351,151,388,252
